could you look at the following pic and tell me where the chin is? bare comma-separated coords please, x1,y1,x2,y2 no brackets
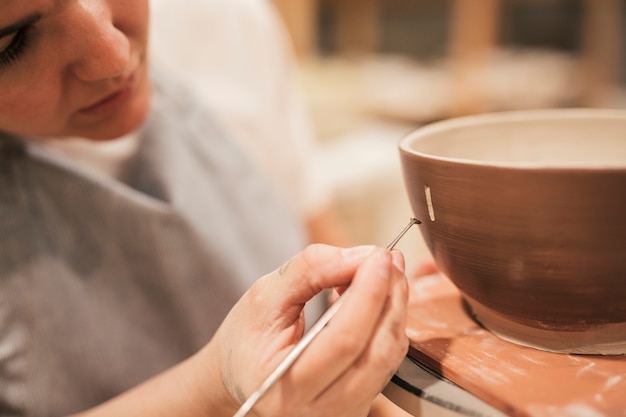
86,106,150,141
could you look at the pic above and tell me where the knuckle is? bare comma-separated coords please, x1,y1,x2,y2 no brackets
300,243,328,266
299,244,327,276
380,343,408,370
375,332,409,369
334,331,365,356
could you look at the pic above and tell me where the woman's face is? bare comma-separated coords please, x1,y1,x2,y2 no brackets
0,0,151,141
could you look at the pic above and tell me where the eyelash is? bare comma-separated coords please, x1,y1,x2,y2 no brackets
0,24,34,69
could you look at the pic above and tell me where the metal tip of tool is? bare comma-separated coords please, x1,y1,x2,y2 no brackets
386,218,421,251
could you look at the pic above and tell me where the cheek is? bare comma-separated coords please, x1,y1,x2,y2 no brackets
0,76,64,135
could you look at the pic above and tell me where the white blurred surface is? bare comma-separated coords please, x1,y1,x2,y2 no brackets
149,0,331,218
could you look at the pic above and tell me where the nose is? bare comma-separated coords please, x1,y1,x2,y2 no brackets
68,2,131,81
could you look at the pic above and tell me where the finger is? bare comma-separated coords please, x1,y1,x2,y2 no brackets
287,249,397,399
254,244,377,316
237,244,379,369
314,258,409,412
390,250,405,275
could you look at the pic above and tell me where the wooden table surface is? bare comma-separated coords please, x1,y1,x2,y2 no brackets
405,273,626,417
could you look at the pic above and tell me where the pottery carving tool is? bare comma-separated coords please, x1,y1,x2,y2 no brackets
233,217,421,417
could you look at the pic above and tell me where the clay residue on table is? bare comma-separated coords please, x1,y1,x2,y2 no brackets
406,274,626,417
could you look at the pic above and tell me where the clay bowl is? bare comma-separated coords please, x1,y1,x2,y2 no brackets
399,109,626,355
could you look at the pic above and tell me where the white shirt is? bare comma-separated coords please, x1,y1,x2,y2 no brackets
41,133,140,180
149,0,329,218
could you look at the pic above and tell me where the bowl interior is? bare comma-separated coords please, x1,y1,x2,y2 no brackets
402,109,626,167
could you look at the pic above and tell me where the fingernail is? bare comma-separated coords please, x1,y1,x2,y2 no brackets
341,245,376,259
391,251,406,274
374,251,392,279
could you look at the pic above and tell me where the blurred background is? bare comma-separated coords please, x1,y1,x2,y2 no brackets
152,0,625,270
273,0,625,264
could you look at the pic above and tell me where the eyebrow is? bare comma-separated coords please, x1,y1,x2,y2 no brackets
0,13,42,38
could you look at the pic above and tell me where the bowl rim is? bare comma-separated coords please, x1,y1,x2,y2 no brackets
399,108,626,171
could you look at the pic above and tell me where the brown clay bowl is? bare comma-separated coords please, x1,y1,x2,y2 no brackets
399,109,626,355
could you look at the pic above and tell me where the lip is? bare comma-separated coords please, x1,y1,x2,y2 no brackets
79,71,138,116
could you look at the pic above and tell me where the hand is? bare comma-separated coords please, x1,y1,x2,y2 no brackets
210,244,410,417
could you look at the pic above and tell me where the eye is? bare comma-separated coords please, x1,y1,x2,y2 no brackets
0,24,33,69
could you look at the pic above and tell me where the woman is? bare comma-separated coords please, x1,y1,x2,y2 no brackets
0,1,409,416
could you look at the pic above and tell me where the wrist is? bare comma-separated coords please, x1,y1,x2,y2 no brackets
195,337,241,417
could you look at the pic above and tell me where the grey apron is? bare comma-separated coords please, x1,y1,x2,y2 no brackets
0,70,306,416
